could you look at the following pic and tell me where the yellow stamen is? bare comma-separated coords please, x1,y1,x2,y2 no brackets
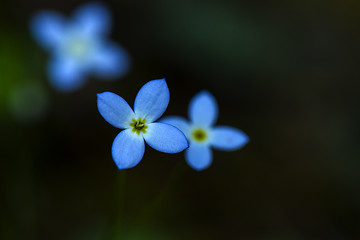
129,118,148,135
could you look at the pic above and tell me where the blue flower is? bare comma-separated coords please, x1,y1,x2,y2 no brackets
30,2,130,92
160,91,249,171
97,79,189,170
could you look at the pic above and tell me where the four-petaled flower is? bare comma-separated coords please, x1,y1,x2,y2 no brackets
30,2,130,92
160,91,249,171
97,79,189,170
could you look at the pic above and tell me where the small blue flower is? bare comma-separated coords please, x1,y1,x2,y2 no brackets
160,91,249,171
97,79,189,170
30,2,130,92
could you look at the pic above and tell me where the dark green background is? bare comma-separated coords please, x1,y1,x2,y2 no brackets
1,0,360,239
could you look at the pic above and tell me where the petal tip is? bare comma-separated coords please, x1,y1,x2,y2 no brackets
193,166,208,171
187,158,211,171
175,128,190,152
197,90,214,99
115,165,128,171
96,92,108,99
115,163,136,171
152,78,167,85
211,126,249,151
77,1,109,15
242,136,250,147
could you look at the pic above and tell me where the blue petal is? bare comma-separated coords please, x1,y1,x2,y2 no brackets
134,79,169,123
30,11,65,49
185,144,212,171
73,2,111,36
91,43,130,79
211,126,249,151
159,116,190,138
112,129,145,170
47,57,85,92
143,123,189,153
189,91,218,127
97,92,135,129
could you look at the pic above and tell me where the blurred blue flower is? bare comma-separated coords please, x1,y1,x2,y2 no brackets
97,79,189,170
30,2,130,92
160,91,249,171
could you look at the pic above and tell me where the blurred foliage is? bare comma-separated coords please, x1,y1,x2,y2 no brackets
1,0,360,239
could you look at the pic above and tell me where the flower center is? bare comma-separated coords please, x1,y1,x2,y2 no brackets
191,128,208,142
129,118,148,135
66,37,91,60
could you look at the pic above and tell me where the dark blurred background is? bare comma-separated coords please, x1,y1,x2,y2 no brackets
1,0,360,239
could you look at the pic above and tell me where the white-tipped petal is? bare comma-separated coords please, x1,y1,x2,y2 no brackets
189,91,218,127
97,92,135,129
134,79,169,123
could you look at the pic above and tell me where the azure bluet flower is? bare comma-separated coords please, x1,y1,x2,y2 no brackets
97,79,189,170
160,91,249,171
30,2,130,92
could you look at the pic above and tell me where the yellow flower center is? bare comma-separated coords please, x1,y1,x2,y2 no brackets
129,118,148,135
191,128,208,142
